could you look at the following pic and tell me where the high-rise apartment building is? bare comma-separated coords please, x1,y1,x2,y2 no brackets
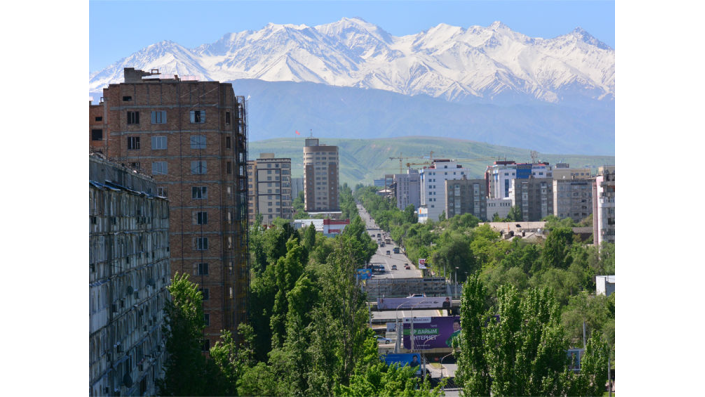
419,159,471,222
511,178,554,221
90,68,249,347
445,178,488,220
486,161,552,199
393,170,421,211
303,138,339,212
90,154,171,396
593,166,615,246
553,179,593,222
247,153,293,226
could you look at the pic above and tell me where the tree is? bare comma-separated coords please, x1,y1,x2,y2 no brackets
270,238,306,349
403,204,417,224
157,273,223,396
438,210,446,222
303,222,317,251
455,273,491,396
542,227,574,270
507,206,522,222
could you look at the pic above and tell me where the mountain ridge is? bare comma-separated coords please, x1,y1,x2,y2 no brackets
89,18,614,106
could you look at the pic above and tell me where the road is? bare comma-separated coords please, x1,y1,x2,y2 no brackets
356,203,422,279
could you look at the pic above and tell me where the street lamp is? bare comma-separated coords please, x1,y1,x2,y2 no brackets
454,267,459,298
395,299,435,353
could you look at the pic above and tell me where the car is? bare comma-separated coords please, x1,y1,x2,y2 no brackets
391,264,398,270
376,336,392,344
406,293,426,298
404,264,411,270
386,250,391,256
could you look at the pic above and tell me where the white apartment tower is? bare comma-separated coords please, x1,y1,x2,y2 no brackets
419,159,471,223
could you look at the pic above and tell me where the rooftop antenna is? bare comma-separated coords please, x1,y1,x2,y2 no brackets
310,129,313,138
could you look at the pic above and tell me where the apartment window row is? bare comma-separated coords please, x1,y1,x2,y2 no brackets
125,110,210,125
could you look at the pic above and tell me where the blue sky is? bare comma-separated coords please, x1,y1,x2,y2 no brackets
90,0,615,72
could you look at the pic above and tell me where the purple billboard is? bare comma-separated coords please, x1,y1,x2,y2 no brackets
402,316,461,350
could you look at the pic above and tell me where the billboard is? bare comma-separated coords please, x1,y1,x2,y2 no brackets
377,296,451,310
402,316,461,350
357,269,371,280
418,258,427,269
381,353,422,369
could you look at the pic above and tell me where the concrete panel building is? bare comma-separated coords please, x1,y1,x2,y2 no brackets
596,275,615,296
303,138,339,212
393,170,421,212
91,68,250,347
90,154,170,397
593,166,616,246
553,179,593,222
247,153,293,226
511,178,554,221
552,163,592,180
291,177,304,201
419,160,472,222
445,178,488,220
486,197,513,220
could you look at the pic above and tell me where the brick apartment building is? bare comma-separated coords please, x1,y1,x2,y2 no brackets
90,153,170,396
90,68,249,347
247,153,293,226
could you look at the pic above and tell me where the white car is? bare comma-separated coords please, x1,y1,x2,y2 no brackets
376,336,392,344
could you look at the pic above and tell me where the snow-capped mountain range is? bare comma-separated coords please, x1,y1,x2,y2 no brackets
89,18,614,105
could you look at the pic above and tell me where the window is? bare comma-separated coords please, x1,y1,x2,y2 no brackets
191,161,207,174
127,136,140,150
151,111,167,124
202,339,210,351
157,187,167,197
227,161,232,174
95,116,102,122
127,111,140,125
192,186,208,199
195,211,208,225
123,96,132,102
225,136,231,149
190,135,206,149
204,313,210,326
152,161,168,175
225,111,231,124
190,110,206,124
198,263,209,275
91,129,103,141
151,136,167,150
195,237,208,251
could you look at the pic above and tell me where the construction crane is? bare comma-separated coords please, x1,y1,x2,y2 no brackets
389,152,425,174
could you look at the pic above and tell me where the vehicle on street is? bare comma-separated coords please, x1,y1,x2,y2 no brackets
404,264,411,270
393,247,400,254
376,336,392,344
391,264,397,270
377,233,381,238
386,250,391,256
407,293,426,298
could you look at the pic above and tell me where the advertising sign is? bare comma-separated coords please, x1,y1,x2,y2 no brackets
418,258,427,269
357,269,371,280
381,353,422,369
567,348,584,371
402,316,461,350
377,297,451,310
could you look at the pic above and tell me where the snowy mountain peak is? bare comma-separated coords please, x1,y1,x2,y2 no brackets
89,19,615,105
569,27,612,50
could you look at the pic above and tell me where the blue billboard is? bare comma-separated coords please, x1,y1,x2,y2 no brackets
381,353,422,369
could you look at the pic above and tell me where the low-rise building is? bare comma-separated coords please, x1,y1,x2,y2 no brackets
486,197,513,220
90,154,171,397
596,275,615,296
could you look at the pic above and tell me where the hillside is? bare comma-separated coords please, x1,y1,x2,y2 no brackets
248,137,615,187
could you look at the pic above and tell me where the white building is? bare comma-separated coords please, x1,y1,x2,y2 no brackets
486,197,513,220
419,159,472,223
596,275,615,296
487,161,552,199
